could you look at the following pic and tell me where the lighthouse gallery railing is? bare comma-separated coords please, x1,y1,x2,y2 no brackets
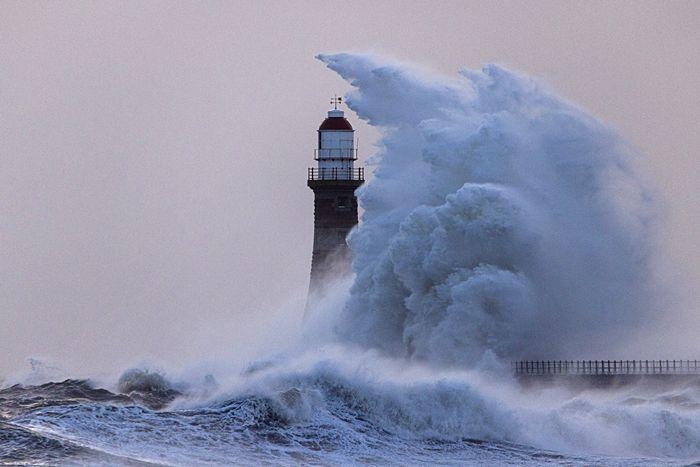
308,168,364,181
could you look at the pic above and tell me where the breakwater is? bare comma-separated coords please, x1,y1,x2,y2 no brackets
513,360,700,388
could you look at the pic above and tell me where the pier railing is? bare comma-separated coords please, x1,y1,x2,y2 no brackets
513,360,700,376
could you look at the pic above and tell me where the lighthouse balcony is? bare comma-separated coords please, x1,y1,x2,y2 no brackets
308,167,364,181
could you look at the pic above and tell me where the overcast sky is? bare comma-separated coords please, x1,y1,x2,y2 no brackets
1,1,698,378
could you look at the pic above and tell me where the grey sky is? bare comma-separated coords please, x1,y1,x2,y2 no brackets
1,1,698,377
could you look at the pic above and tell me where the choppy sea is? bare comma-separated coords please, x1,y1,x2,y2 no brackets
2,355,698,466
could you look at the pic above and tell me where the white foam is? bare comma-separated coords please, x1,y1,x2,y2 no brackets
316,52,659,366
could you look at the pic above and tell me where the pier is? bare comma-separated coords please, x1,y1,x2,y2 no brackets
513,360,700,388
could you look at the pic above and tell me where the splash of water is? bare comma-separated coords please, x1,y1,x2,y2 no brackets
317,53,658,366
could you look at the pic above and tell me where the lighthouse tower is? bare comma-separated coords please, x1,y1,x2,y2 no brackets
307,97,364,300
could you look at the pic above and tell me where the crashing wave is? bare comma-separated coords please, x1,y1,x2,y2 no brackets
316,53,657,367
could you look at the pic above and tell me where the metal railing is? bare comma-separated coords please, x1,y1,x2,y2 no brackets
314,148,358,160
513,360,700,375
308,167,364,181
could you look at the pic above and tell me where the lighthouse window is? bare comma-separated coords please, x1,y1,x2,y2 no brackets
337,196,349,208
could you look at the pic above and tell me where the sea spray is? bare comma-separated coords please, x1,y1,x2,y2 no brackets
317,53,657,366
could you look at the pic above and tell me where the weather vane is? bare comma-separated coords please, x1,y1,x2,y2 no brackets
330,95,343,109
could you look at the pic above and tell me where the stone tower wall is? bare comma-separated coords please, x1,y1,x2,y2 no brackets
307,179,363,298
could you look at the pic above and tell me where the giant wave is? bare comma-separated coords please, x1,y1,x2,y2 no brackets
318,53,658,366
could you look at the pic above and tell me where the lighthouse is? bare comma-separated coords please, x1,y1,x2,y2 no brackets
307,97,364,302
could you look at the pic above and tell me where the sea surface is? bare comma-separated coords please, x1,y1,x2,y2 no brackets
2,363,698,466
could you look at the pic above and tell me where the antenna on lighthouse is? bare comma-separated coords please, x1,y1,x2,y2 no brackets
330,95,342,109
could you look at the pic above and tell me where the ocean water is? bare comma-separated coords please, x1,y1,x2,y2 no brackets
2,353,699,466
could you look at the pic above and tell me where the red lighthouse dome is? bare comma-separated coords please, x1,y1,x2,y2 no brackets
319,109,354,131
